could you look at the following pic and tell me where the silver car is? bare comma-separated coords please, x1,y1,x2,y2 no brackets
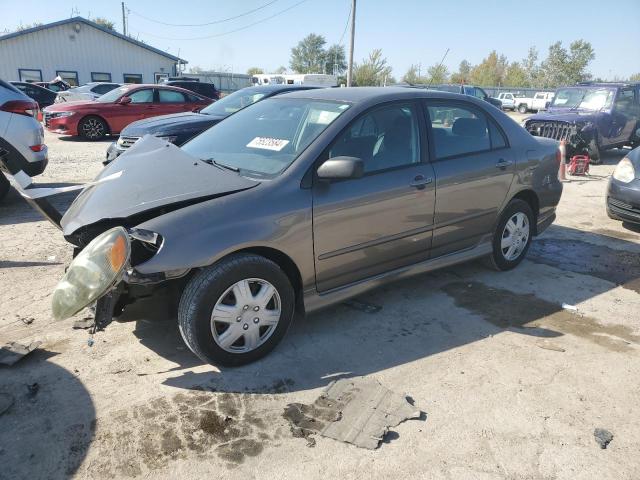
55,82,121,103
7,87,562,365
0,79,48,200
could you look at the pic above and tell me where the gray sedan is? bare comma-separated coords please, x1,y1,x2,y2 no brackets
13,87,563,366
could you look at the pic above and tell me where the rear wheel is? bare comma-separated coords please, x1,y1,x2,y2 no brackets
178,254,295,366
485,199,534,271
587,139,601,164
518,104,528,114
78,116,108,140
0,173,9,201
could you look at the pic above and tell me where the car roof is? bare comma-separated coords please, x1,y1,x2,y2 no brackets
276,86,483,104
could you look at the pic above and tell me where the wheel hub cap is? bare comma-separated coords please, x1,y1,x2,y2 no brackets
210,278,281,353
501,212,530,261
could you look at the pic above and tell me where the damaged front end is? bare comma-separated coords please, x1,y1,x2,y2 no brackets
524,119,596,156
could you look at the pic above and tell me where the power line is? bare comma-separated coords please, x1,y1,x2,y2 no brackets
132,0,311,41
128,0,280,27
337,0,352,46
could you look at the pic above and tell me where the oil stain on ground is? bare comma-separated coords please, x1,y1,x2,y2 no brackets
528,238,640,293
82,389,287,478
442,282,640,352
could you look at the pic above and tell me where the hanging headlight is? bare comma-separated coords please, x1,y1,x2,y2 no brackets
52,227,131,320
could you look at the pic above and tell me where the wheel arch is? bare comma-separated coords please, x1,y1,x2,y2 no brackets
511,189,540,233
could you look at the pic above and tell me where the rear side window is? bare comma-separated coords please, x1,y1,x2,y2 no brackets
92,84,117,95
488,121,507,149
426,103,491,159
159,89,186,103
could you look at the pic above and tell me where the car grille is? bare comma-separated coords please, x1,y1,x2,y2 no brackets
608,197,640,220
117,136,140,149
526,121,576,141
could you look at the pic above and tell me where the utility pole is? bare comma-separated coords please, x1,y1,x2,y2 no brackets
346,0,356,87
121,2,127,36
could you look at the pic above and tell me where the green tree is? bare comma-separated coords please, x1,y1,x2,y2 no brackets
566,40,595,83
246,67,264,76
450,60,472,84
522,47,540,87
427,63,449,84
274,66,287,74
470,51,505,86
402,65,427,84
324,44,347,75
353,49,392,86
539,40,594,88
94,17,115,30
630,73,640,81
503,62,528,87
290,34,328,73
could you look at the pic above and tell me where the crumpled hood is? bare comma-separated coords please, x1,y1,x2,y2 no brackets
61,135,259,235
528,108,598,123
121,112,225,136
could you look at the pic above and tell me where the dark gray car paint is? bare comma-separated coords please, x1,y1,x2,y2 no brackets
63,87,562,313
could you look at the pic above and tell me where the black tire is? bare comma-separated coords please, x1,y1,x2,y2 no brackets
587,139,601,164
78,115,108,140
0,173,9,201
178,254,295,366
518,104,528,114
485,199,534,271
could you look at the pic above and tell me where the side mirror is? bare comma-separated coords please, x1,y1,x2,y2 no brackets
119,96,132,105
317,156,364,180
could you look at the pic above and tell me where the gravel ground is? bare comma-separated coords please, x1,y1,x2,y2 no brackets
1,121,639,480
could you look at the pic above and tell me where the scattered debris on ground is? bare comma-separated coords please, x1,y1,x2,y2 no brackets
0,392,14,416
73,317,95,330
284,377,423,450
594,428,614,449
536,340,566,352
0,341,42,366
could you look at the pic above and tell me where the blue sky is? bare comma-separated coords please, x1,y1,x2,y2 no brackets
1,0,639,79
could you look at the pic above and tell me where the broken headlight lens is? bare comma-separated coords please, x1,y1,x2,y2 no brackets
52,227,131,320
612,157,636,183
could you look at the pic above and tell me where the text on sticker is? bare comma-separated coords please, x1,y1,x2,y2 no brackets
247,137,290,151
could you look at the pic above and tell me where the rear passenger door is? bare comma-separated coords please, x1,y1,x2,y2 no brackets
156,89,189,116
424,100,515,257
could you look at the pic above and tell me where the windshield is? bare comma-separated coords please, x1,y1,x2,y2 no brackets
182,98,350,177
200,87,271,116
551,88,615,110
95,86,129,103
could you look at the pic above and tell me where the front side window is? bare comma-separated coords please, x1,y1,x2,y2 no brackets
18,69,42,82
426,103,491,159
329,103,420,174
158,89,186,103
56,71,79,87
128,89,154,103
614,89,636,114
123,73,143,84
182,98,350,177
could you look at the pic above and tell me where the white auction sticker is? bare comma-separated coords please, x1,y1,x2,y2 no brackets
247,137,290,151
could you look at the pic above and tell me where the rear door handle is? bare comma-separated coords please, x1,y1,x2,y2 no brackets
496,159,513,169
410,175,433,189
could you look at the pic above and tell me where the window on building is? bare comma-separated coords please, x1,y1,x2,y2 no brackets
56,70,79,86
18,69,43,82
91,72,112,82
123,73,143,84
154,73,169,84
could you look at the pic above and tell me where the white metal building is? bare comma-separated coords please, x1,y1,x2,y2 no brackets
0,17,186,86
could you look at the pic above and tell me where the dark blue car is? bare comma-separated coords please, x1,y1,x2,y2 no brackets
524,82,640,164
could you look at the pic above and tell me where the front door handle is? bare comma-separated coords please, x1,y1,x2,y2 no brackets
496,159,513,169
410,175,433,189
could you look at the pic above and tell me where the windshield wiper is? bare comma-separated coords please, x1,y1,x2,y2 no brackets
201,158,240,172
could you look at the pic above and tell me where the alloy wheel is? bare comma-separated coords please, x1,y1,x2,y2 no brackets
82,118,105,139
500,212,530,261
210,278,281,353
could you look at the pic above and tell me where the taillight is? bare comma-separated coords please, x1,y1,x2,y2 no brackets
1,100,39,118
30,144,45,152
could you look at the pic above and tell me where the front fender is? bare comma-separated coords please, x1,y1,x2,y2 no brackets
133,179,316,289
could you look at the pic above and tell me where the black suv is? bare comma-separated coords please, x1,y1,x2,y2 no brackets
524,82,640,163
163,80,219,100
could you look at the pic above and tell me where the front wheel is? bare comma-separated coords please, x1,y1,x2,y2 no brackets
178,254,295,366
587,139,601,165
518,104,528,114
78,116,108,140
485,199,534,271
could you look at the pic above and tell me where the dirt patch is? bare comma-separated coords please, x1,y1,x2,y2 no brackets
529,238,640,293
442,282,640,352
593,228,640,242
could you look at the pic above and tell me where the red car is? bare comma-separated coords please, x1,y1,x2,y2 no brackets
43,84,213,140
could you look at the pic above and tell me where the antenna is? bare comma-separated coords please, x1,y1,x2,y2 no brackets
427,47,450,87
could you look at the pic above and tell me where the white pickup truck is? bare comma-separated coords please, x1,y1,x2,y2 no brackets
515,92,555,114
